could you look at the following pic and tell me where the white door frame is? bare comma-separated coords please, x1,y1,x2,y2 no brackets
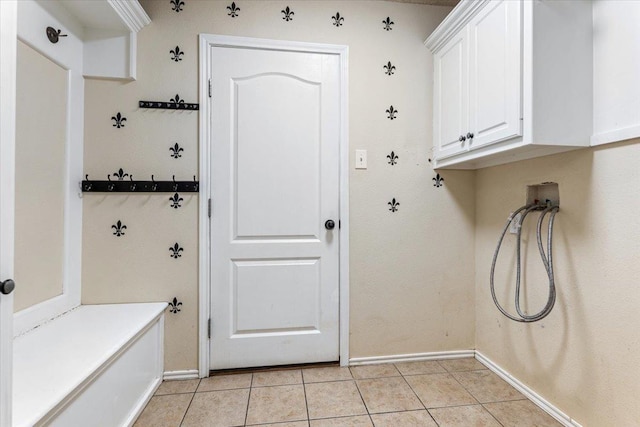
198,35,349,377
0,1,17,424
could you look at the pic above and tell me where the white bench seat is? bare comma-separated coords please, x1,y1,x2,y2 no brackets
13,303,166,427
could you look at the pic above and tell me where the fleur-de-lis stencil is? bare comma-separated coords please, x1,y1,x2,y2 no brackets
111,220,127,237
112,168,129,181
170,0,184,13
382,17,394,31
433,173,445,187
168,297,182,314
387,151,398,165
111,112,126,128
281,6,294,21
170,94,185,105
384,61,396,76
169,243,184,259
169,193,184,209
227,2,240,17
386,105,398,120
170,46,184,62
388,198,400,212
170,143,184,159
332,12,344,27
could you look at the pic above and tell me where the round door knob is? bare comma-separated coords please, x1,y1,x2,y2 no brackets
458,135,466,142
466,132,474,139
1,279,15,295
325,220,336,230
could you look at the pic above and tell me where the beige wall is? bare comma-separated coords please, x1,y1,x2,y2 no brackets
14,40,67,312
475,139,640,425
82,0,476,371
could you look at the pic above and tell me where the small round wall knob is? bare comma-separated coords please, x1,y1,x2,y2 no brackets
1,279,15,295
466,132,474,139
325,220,336,230
458,135,466,142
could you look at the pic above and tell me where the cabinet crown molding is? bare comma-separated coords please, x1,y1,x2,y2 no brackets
424,0,490,52
107,0,151,33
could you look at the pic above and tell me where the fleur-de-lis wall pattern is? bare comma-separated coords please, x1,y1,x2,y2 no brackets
169,243,184,259
170,143,183,159
170,94,185,105
170,0,184,13
111,112,126,128
168,297,182,314
332,12,344,27
169,193,183,209
112,168,129,181
384,61,396,76
382,17,394,31
386,105,398,120
170,46,184,62
387,151,398,165
282,6,294,21
112,220,127,237
227,2,240,18
433,173,444,188
388,198,400,212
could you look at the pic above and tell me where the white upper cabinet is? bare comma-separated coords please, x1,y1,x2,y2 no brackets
426,0,593,170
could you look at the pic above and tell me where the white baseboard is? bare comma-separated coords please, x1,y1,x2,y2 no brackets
349,350,475,366
475,351,582,427
163,369,200,381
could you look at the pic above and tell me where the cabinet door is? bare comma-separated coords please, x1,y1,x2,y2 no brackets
468,0,521,149
433,28,469,160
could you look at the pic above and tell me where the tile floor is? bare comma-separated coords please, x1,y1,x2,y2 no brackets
134,358,562,427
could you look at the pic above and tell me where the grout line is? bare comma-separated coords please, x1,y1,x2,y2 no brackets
480,403,507,427
302,379,311,424
243,373,253,426
178,392,196,427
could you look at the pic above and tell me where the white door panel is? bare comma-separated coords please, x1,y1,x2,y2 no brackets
210,46,340,369
0,1,16,424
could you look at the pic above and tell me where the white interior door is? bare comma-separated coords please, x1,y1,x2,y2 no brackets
0,1,17,425
208,43,341,370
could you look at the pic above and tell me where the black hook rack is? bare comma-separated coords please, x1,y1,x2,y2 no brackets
82,175,199,193
139,94,198,110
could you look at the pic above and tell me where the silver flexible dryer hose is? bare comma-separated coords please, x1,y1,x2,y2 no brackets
490,203,560,323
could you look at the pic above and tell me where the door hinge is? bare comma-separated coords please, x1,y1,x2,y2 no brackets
208,198,212,217
207,318,211,339
338,220,341,229
208,79,212,98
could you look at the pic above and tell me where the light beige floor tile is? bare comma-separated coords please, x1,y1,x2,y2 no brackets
133,393,192,427
395,361,446,376
356,377,423,414
452,370,524,403
197,373,252,392
484,400,562,427
405,373,477,408
246,384,308,425
310,415,373,426
429,405,502,427
305,381,367,419
182,388,250,427
303,366,353,383
370,410,437,426
350,364,400,379
437,358,487,373
155,379,200,395
253,370,303,387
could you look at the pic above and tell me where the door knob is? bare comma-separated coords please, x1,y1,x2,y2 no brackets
458,135,466,142
1,279,15,295
325,220,336,230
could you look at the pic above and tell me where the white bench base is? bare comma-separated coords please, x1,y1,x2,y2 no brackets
13,303,166,427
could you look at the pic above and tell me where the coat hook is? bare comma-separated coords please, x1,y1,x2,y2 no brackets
193,175,198,191
83,175,92,192
151,175,158,191
46,27,67,44
172,175,178,192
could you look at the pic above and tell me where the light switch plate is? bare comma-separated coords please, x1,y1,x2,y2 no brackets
355,149,367,169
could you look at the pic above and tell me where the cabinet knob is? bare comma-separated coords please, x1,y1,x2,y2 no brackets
466,132,474,139
1,279,15,295
458,135,466,142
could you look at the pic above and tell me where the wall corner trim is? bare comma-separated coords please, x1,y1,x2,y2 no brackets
163,369,199,381
475,351,583,427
